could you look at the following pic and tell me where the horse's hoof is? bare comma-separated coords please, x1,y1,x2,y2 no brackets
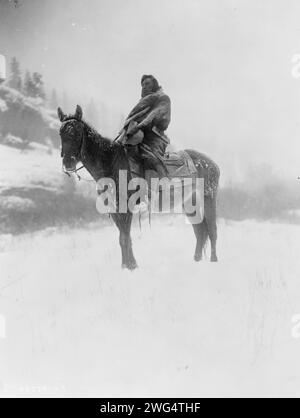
194,253,202,262
122,261,138,270
128,261,138,270
210,255,218,262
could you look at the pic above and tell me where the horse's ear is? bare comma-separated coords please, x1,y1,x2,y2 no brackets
75,105,83,121
57,107,66,122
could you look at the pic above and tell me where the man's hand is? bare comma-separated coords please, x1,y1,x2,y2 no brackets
130,125,139,135
136,122,145,131
127,121,139,136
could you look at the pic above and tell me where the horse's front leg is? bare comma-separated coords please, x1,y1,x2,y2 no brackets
112,213,138,270
120,213,138,270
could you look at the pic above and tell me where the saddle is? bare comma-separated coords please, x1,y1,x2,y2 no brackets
128,149,197,179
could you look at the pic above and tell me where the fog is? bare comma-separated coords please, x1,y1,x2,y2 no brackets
2,1,300,397
1,0,300,182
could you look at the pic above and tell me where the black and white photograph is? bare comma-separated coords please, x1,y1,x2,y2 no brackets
0,0,300,399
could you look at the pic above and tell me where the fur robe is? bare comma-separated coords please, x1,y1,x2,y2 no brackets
125,88,171,131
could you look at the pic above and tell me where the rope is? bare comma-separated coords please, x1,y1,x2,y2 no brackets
75,172,95,182
63,165,95,183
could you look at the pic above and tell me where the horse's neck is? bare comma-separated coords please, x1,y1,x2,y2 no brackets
80,123,113,181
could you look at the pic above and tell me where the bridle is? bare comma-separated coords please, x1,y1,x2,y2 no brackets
60,118,87,180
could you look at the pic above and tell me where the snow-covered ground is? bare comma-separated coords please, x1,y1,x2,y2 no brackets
0,217,300,397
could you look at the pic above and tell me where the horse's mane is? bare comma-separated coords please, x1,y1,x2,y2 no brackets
82,119,129,179
83,119,112,150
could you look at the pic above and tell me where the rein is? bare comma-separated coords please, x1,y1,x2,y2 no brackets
73,165,95,182
63,164,95,182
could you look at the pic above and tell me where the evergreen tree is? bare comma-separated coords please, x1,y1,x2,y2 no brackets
31,72,46,100
86,99,98,126
23,70,34,97
8,56,22,91
50,88,58,109
62,91,70,112
23,71,46,100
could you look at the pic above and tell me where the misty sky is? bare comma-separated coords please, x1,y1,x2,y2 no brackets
1,0,300,179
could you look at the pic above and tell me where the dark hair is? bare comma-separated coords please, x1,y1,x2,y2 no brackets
141,74,160,92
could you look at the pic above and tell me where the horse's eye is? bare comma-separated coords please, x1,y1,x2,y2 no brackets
66,126,74,135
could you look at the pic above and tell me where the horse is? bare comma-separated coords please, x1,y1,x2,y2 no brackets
57,105,220,270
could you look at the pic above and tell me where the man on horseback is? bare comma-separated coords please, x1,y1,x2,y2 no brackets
117,74,171,177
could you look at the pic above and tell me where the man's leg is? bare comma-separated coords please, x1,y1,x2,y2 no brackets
126,144,143,177
140,131,168,177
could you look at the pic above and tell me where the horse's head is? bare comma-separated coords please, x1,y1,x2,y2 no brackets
58,105,85,172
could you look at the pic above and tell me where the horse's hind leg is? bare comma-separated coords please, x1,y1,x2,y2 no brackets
192,222,208,262
204,195,218,262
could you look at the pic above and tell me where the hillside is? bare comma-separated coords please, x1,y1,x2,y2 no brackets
0,85,60,148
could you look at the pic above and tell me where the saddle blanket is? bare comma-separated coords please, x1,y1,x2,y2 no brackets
163,150,197,178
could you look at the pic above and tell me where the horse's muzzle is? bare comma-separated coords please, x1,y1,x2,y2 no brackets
62,155,77,172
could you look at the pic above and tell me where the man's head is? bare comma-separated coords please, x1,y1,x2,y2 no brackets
141,74,160,97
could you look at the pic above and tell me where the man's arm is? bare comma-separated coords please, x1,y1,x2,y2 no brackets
126,92,158,119
138,95,171,130
122,107,150,129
